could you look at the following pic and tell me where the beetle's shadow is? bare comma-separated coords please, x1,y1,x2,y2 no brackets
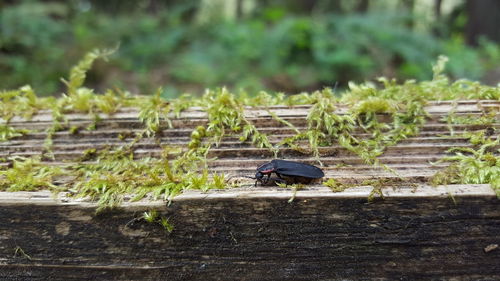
257,175,315,187
226,174,319,188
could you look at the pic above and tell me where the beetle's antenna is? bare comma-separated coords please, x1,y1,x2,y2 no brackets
225,175,256,183
225,175,259,188
241,175,257,180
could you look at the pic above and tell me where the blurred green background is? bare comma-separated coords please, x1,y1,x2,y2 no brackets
1,0,499,97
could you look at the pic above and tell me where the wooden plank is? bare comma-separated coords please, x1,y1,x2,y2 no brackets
0,185,498,280
0,100,498,280
3,100,498,127
0,184,494,204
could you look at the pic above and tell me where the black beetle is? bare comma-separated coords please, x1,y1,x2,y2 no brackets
254,159,324,186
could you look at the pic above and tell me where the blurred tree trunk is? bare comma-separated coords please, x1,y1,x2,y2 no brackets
259,0,343,15
432,0,442,36
277,0,318,14
236,0,243,18
401,0,414,29
87,0,200,18
434,0,442,20
356,0,369,13
465,0,500,45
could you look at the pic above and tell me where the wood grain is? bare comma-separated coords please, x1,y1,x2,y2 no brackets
0,100,499,280
0,186,499,280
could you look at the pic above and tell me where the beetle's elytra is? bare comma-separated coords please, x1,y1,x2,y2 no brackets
255,159,324,186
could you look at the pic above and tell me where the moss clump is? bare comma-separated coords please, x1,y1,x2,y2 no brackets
279,89,358,164
69,146,225,212
199,88,276,154
138,87,172,137
0,157,64,192
430,130,500,197
0,125,29,142
323,178,352,192
353,97,398,116
142,210,174,233
0,85,47,141
0,85,47,121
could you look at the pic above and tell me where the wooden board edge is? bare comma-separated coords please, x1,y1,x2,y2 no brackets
0,184,495,207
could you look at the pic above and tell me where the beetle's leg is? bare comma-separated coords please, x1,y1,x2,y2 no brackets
262,174,270,185
274,178,288,186
255,178,263,187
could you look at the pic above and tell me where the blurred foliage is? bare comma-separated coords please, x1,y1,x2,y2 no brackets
0,0,499,96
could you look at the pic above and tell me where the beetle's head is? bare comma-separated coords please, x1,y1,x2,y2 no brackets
255,171,264,180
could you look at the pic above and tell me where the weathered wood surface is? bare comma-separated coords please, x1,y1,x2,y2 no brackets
1,101,499,184
0,100,499,280
0,185,499,281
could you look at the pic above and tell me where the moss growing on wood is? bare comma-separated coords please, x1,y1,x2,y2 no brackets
68,145,225,212
141,210,174,233
323,178,352,192
430,130,499,197
0,49,499,210
0,156,64,192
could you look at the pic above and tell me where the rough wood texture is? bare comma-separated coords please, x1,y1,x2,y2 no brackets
0,186,499,280
0,100,499,280
1,100,499,184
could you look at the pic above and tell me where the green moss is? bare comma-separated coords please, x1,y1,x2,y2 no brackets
0,156,64,192
0,50,498,211
353,97,398,116
62,47,117,96
68,145,224,212
430,131,500,197
323,178,352,192
0,125,29,142
275,182,305,203
0,85,48,121
142,210,174,233
362,178,421,202
138,87,172,137
444,111,497,136
279,89,359,164
194,88,276,154
445,113,496,126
